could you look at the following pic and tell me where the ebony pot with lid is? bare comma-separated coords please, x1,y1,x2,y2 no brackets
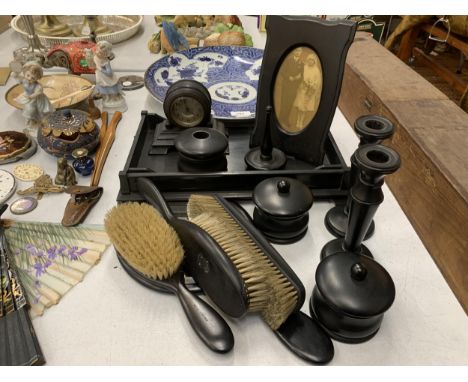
174,127,228,172
310,252,395,343
252,177,313,244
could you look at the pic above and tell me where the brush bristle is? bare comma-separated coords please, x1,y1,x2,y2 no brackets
187,195,298,330
104,203,184,280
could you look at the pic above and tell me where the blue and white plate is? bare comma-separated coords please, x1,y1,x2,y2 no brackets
144,46,264,120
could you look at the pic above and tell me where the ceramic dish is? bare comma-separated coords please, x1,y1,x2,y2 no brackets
0,131,30,160
6,74,94,110
145,46,264,120
11,15,143,46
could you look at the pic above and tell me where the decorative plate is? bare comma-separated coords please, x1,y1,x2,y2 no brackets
13,164,44,182
6,74,94,110
0,131,30,160
145,46,264,120
0,169,17,204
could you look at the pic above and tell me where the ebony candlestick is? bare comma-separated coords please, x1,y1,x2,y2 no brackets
321,144,401,260
325,115,395,239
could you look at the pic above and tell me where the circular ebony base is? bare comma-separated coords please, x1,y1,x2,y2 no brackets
309,293,381,344
320,238,373,260
245,147,287,170
262,227,308,245
324,205,375,240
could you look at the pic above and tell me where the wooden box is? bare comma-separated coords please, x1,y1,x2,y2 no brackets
338,32,468,313
0,16,12,34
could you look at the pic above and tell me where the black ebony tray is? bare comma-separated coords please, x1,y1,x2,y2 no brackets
118,111,350,215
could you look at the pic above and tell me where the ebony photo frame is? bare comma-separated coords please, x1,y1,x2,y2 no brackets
250,16,356,165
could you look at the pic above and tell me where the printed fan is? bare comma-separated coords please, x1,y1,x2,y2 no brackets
2,219,110,318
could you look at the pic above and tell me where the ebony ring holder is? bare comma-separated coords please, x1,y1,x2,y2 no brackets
325,115,395,240
321,143,401,260
245,106,287,170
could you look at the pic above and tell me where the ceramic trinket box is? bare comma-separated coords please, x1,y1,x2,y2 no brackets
46,40,96,75
37,109,99,159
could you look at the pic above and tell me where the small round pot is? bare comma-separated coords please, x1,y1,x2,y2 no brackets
310,252,395,343
175,127,228,173
252,177,313,244
72,148,94,176
38,109,99,159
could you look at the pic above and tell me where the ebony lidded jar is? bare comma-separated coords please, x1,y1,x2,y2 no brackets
252,177,313,244
310,252,395,343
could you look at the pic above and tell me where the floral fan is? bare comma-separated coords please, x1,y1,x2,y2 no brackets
2,219,110,318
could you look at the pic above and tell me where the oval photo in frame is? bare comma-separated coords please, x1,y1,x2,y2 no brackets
273,46,323,134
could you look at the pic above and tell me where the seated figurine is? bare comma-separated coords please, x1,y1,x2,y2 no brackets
55,157,77,187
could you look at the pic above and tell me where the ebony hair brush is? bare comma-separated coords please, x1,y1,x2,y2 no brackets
0,204,44,366
136,177,248,318
187,194,334,364
104,202,234,354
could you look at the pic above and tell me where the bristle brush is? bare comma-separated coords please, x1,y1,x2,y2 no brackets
136,177,248,318
187,194,335,364
0,204,44,366
104,202,234,354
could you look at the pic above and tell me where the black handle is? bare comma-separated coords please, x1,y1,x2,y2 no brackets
274,311,334,364
136,178,174,220
176,279,234,353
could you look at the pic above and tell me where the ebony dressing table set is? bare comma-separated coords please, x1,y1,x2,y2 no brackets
112,16,403,364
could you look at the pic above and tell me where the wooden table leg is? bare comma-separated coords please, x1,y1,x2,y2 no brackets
397,26,421,63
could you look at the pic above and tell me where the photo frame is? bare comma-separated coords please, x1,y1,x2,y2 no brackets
250,16,356,165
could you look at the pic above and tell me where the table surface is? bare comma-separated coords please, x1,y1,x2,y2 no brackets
0,16,467,366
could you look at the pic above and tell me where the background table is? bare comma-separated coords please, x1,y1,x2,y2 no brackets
0,16,467,365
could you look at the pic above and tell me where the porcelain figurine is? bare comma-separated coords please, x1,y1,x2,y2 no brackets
14,61,55,129
55,157,77,187
91,41,127,113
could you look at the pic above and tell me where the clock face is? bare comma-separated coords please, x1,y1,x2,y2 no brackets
169,96,205,128
0,169,16,204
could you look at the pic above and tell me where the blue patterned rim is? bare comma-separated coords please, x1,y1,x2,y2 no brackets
144,46,264,120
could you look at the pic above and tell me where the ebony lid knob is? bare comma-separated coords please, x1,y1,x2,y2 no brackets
315,252,395,317
175,127,228,159
253,177,313,218
354,115,395,144
277,179,290,193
